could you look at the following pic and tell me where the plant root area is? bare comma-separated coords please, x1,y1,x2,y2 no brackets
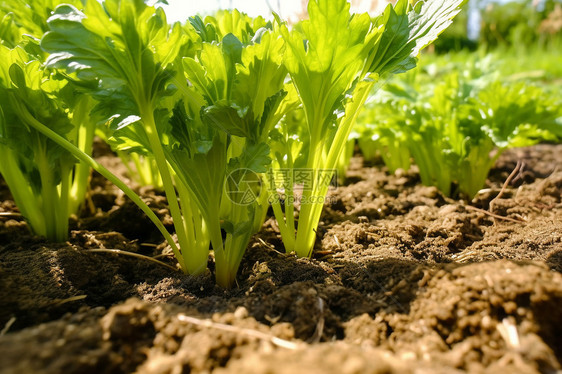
1,143,561,374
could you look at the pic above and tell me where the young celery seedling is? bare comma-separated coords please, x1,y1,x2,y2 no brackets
270,0,467,258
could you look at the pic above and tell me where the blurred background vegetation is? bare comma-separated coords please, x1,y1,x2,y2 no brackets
433,0,562,52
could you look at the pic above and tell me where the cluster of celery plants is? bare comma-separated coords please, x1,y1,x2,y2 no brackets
0,0,466,287
41,1,290,287
355,55,562,198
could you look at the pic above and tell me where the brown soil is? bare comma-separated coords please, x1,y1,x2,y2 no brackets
0,143,561,374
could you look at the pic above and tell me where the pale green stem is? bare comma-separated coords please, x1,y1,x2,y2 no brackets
68,99,96,216
0,146,46,236
138,105,191,273
35,139,64,241
176,175,209,275
215,204,253,289
294,81,374,257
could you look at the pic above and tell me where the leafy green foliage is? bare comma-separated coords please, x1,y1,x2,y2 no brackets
0,0,84,47
0,40,93,241
358,60,562,198
42,0,184,130
0,0,98,242
42,0,206,273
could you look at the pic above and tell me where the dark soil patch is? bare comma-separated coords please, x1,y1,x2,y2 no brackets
0,144,561,374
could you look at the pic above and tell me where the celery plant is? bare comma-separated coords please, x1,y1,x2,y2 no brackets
269,0,467,258
167,12,289,287
0,0,95,242
356,85,414,172
0,43,95,241
34,0,468,283
41,1,289,287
